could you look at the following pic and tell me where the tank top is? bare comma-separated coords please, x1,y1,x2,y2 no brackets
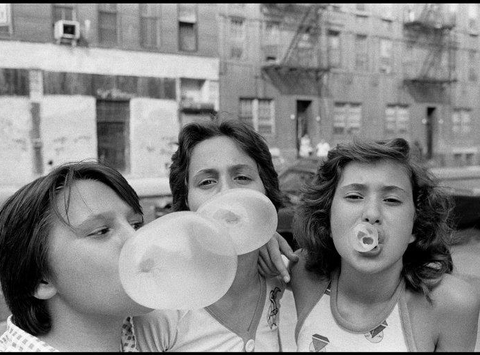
295,271,417,352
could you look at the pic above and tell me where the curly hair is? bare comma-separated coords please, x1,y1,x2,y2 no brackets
0,161,142,336
169,118,283,212
293,137,454,300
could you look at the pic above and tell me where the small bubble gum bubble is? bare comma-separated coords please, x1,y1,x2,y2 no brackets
351,222,379,252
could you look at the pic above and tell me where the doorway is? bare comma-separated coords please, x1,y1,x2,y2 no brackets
425,106,436,161
296,100,312,158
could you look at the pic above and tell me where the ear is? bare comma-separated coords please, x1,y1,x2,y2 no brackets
34,280,57,300
409,234,416,244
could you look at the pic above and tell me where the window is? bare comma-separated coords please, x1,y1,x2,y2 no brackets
379,3,393,19
53,3,75,22
356,4,366,12
263,21,280,62
468,4,478,32
140,4,161,48
333,103,362,135
355,34,368,71
230,17,246,60
468,50,477,82
380,38,393,74
0,4,12,36
96,100,130,173
452,109,471,136
178,4,197,51
327,30,341,68
239,98,275,135
98,4,118,45
385,105,409,136
355,14,368,27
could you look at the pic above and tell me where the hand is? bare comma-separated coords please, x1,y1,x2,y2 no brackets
258,232,299,283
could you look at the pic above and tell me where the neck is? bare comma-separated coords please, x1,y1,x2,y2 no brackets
214,251,262,306
338,262,403,305
38,312,127,352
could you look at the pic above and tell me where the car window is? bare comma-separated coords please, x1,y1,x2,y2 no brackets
279,170,315,192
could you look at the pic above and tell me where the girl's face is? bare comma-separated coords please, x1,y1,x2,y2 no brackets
330,160,416,275
45,179,151,316
187,136,266,212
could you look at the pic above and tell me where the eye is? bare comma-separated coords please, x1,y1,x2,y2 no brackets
88,227,111,238
198,178,216,188
131,221,144,230
345,193,363,200
384,197,402,204
235,175,253,183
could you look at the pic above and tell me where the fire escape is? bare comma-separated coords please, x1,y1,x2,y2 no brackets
402,4,457,103
260,4,330,96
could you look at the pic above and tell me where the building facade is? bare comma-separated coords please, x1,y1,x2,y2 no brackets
218,3,480,167
0,3,219,185
1,4,480,187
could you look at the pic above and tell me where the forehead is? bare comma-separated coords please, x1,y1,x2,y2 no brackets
339,160,412,190
189,136,257,172
55,180,125,222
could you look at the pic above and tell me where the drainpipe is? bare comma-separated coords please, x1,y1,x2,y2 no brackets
29,69,44,176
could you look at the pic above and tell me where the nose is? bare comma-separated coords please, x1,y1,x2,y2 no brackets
362,198,381,224
119,222,137,243
219,176,235,193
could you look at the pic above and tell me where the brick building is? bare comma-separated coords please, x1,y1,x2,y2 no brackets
1,4,480,187
218,3,480,167
0,3,219,185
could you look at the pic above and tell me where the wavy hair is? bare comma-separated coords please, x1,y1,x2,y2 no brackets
293,138,454,300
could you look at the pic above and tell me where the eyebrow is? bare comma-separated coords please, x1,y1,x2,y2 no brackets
192,164,256,177
339,183,409,194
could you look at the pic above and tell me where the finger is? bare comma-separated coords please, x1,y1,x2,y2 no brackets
258,256,278,278
267,235,291,283
275,233,299,262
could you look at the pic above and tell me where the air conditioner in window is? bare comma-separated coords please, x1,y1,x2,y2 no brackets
54,20,80,44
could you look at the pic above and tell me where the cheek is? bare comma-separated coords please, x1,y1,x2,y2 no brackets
187,190,206,212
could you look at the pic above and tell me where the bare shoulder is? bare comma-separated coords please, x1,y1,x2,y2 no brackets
429,273,480,352
430,273,480,313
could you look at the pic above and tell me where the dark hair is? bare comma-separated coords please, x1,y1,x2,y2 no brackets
0,161,142,336
169,118,283,212
293,137,454,300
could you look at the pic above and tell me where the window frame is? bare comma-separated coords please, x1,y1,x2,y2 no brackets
98,3,119,46
239,98,275,136
178,4,198,52
139,4,161,49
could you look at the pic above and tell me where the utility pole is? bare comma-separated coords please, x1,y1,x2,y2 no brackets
29,69,44,176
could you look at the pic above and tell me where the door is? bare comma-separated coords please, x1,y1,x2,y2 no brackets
96,99,130,173
296,100,312,158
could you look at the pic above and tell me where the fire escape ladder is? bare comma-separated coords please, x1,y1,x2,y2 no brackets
281,4,320,66
261,4,329,96
403,3,456,102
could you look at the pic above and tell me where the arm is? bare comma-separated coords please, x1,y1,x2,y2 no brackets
434,274,480,352
258,232,299,283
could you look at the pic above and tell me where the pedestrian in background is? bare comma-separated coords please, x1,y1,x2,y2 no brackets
290,138,480,352
316,139,331,158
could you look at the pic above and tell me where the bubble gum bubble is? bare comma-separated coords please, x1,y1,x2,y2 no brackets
197,188,278,255
119,211,237,310
351,222,379,252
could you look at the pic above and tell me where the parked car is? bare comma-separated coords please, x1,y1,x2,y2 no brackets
276,158,480,249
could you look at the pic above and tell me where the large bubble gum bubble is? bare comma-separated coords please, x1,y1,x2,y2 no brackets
119,211,237,310
350,222,379,252
197,188,278,255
